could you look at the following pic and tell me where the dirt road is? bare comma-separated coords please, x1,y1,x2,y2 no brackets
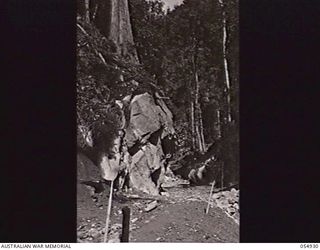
77,182,239,243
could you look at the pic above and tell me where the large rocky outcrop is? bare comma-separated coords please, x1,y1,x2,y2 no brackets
77,0,175,195
110,92,174,195
78,92,175,195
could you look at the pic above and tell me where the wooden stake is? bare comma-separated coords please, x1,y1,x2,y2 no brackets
103,180,114,243
206,180,216,214
221,164,224,190
121,206,130,242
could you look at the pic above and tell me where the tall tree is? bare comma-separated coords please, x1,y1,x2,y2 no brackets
109,0,139,62
218,0,232,123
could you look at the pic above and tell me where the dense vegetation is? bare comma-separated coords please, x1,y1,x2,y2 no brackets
77,0,238,186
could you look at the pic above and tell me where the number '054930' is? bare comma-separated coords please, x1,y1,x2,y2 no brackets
300,244,319,248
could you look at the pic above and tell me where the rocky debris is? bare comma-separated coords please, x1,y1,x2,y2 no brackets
131,218,138,223
153,184,239,225
88,228,100,238
108,234,121,243
210,188,239,224
107,223,122,243
160,191,170,197
77,219,104,242
77,218,124,243
162,174,189,188
203,235,211,240
187,156,216,185
144,200,158,212
171,152,221,186
78,183,239,243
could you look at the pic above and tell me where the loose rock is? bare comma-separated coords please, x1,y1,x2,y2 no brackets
144,200,158,212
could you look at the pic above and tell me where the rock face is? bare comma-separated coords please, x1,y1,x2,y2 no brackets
77,152,106,200
122,93,175,195
126,93,174,143
77,152,101,183
78,92,175,195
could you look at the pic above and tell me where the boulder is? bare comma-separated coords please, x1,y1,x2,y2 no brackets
78,92,175,195
100,154,121,181
128,142,165,195
77,152,106,203
100,134,124,181
128,93,162,140
77,152,101,182
123,93,174,194
125,93,174,145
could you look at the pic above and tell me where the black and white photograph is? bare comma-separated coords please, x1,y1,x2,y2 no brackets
3,0,320,245
76,0,239,243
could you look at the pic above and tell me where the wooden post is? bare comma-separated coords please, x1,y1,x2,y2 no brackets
103,180,114,243
206,181,216,214
121,206,130,242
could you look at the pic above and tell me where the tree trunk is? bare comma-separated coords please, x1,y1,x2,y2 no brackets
219,0,232,123
190,100,196,150
92,1,99,21
216,109,222,139
85,0,90,22
80,0,138,64
198,107,206,151
192,53,205,153
109,0,139,63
